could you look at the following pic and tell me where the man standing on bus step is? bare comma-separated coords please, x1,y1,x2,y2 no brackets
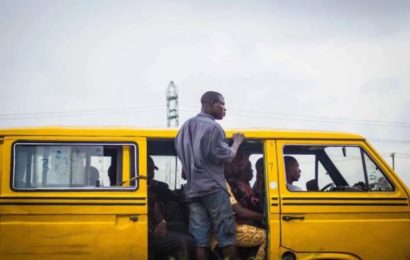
175,91,245,260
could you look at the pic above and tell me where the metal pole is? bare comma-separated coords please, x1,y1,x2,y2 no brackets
390,152,395,170
166,81,179,128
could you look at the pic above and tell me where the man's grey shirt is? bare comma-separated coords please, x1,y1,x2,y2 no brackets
175,112,233,199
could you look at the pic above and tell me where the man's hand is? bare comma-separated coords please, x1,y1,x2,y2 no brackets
154,221,167,238
228,132,245,162
232,132,245,145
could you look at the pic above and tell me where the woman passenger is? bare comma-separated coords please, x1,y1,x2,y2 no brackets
221,153,266,259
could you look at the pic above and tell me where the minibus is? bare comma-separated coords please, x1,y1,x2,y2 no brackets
0,127,408,259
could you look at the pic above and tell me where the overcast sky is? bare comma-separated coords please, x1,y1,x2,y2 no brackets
0,0,409,185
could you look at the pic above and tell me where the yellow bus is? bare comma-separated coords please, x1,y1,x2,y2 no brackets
0,127,408,259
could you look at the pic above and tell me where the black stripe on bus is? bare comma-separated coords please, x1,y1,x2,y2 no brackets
0,202,146,206
282,202,408,206
0,197,146,201
282,197,407,201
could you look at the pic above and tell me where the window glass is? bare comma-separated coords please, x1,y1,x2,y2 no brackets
147,139,264,192
364,152,393,191
151,154,262,191
317,161,333,189
149,155,184,190
249,153,264,188
13,143,137,190
324,146,364,187
286,154,333,191
283,145,393,192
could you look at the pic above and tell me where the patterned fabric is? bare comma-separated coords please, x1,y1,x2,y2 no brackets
229,179,263,227
211,183,266,259
226,182,238,206
236,224,266,260
210,224,266,260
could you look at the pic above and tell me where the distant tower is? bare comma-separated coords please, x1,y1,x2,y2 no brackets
166,81,179,127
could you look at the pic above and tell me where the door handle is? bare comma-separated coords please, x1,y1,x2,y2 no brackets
282,215,305,221
129,215,139,222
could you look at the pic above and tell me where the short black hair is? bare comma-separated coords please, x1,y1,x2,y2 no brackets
256,157,264,170
284,156,297,169
201,91,223,106
232,146,250,163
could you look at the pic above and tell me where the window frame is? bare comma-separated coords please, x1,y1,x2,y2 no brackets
280,141,395,193
11,141,139,192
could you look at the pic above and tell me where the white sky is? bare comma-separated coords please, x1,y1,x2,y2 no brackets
0,0,409,186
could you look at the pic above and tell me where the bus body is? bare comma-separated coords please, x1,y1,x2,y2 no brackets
0,127,408,259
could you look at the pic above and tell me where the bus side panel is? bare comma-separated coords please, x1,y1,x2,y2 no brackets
0,208,147,259
0,137,148,260
277,140,410,260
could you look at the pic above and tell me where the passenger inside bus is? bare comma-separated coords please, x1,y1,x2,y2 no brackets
284,156,303,191
229,151,263,217
147,139,266,259
147,156,185,226
87,166,100,187
148,190,194,260
220,151,266,260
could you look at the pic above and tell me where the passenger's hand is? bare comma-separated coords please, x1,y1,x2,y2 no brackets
232,133,245,144
250,196,260,205
154,221,167,238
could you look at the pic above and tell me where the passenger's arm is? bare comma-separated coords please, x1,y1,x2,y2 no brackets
152,199,167,238
232,203,263,221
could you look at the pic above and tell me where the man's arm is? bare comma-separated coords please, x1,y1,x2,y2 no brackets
227,132,245,162
211,129,244,163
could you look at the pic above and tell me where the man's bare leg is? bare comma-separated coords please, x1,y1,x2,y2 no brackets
196,247,208,260
223,244,237,260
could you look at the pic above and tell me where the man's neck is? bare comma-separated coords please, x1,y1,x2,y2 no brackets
199,111,215,120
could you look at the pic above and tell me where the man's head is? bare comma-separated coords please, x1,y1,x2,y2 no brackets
147,156,158,181
284,156,301,184
200,91,226,120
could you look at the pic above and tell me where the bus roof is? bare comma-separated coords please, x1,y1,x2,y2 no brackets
0,126,365,141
